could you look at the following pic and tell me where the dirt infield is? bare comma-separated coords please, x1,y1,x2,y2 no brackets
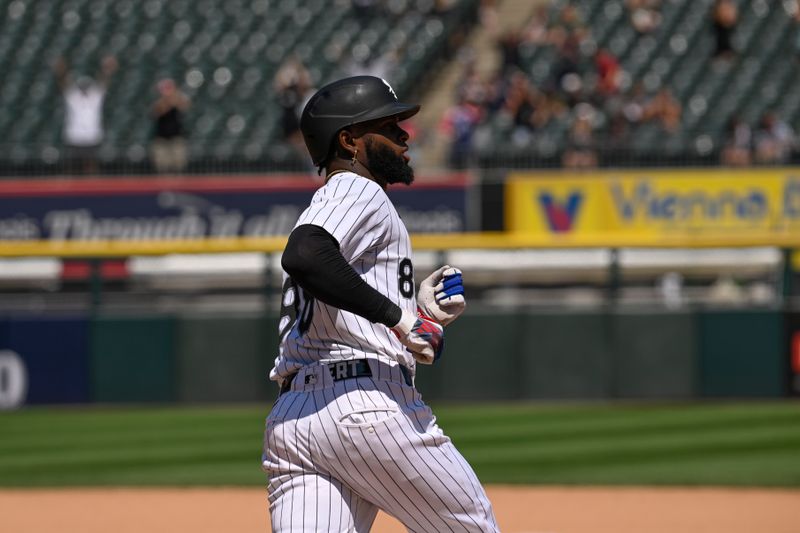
1,486,797,532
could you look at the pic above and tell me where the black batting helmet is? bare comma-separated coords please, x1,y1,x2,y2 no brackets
300,76,420,167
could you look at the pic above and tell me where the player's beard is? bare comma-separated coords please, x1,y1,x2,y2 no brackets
365,139,414,185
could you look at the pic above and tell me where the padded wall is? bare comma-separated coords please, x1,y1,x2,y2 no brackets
175,314,276,402
90,315,176,402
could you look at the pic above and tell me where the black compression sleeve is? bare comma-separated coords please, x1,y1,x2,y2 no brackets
281,224,403,327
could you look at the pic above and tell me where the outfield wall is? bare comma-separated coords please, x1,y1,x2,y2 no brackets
0,309,792,408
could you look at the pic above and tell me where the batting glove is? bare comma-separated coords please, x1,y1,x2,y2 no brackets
391,308,444,364
417,265,465,327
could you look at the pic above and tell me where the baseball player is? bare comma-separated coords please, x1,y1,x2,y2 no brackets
262,76,499,532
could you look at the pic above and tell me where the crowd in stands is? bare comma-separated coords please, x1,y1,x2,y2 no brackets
38,0,464,176
39,0,800,175
270,0,459,172
53,55,193,176
436,0,797,170
721,111,796,167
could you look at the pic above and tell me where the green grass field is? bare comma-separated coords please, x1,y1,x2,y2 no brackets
1,402,798,488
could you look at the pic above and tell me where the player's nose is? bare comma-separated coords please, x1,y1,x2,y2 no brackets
397,127,409,144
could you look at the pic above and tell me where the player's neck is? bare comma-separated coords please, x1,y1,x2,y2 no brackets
325,160,385,189
324,169,349,183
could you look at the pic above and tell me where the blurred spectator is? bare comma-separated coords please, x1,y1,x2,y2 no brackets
520,5,550,45
499,71,568,137
642,87,682,133
626,0,662,34
438,83,485,169
621,82,649,127
549,3,589,49
562,104,599,169
500,70,537,132
481,73,506,117
531,87,568,130
274,56,315,162
754,112,795,164
552,35,583,106
711,0,738,59
498,29,524,73
593,80,642,147
603,95,631,145
479,0,499,35
150,78,190,174
720,116,753,166
454,59,484,104
53,55,117,175
594,48,622,96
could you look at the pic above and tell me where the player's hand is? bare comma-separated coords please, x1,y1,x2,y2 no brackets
391,308,444,364
417,265,465,327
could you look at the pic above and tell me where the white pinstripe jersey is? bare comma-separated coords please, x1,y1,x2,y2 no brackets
270,171,417,382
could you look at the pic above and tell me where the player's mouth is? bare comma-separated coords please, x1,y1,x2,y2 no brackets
401,149,410,163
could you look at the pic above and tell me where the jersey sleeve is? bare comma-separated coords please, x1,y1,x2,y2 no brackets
281,224,402,328
296,176,389,262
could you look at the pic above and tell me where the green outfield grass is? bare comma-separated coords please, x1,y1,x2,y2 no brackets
0,402,798,487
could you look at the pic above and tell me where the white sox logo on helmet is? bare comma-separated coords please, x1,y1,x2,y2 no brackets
381,78,398,99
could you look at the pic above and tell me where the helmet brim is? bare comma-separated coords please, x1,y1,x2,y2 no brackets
349,101,420,126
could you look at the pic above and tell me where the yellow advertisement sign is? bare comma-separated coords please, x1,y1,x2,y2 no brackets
506,169,800,238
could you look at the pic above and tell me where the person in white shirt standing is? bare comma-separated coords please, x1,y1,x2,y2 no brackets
53,55,117,175
262,75,499,532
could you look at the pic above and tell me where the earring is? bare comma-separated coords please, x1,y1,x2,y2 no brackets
351,149,358,168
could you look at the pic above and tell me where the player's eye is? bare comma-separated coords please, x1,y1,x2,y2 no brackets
386,123,403,136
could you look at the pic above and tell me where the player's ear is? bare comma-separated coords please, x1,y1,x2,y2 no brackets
338,129,357,158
